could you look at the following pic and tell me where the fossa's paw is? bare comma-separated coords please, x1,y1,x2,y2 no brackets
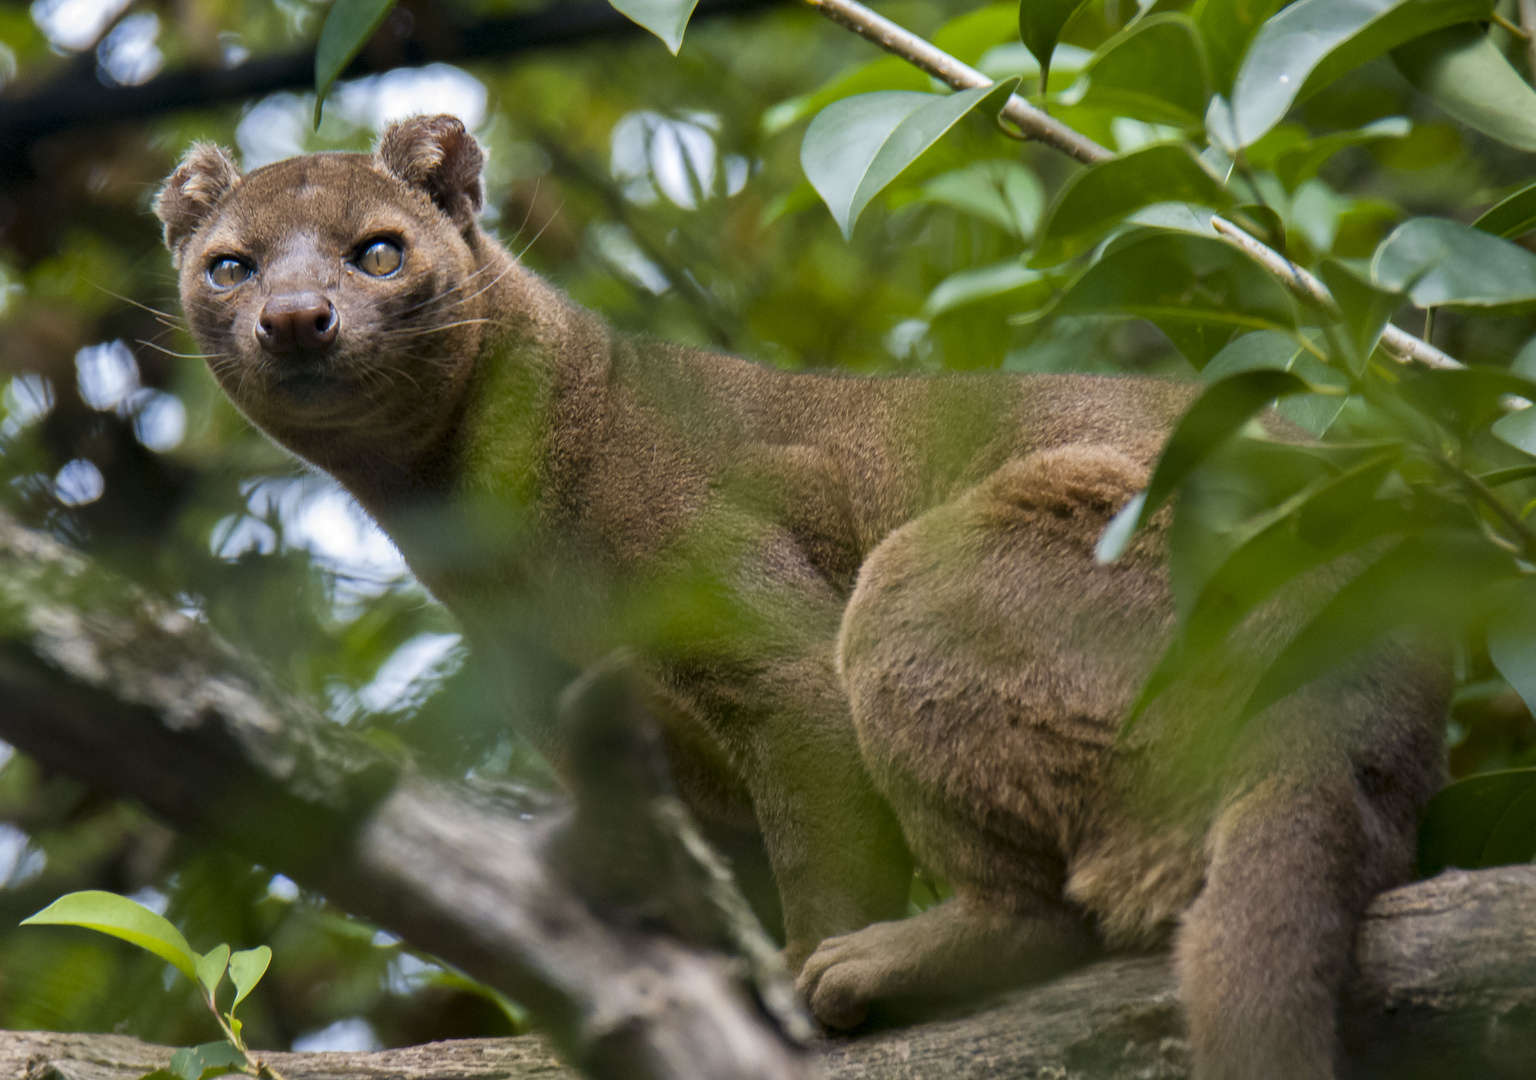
796,920,917,1030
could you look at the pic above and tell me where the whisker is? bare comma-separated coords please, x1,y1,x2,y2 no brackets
136,339,222,360
517,201,564,262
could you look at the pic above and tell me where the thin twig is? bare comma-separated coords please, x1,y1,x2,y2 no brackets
804,0,1111,165
802,0,1465,372
1209,218,1462,370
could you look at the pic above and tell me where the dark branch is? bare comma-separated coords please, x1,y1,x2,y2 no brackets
0,0,787,178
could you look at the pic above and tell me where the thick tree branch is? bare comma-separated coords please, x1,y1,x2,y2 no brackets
804,0,1464,372
8,866,1536,1078
0,509,809,1080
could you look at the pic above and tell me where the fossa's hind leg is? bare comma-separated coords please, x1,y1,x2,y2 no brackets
804,446,1166,1026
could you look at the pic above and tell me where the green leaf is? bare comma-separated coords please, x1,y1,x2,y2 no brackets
168,1042,245,1080
1045,227,1298,366
1488,577,1536,717
1020,0,1092,89
606,0,700,54
1392,24,1536,153
228,945,272,1012
1229,0,1493,147
1316,257,1401,375
1095,491,1147,563
924,260,1050,318
1128,449,1408,723
1242,529,1516,720
762,58,930,137
919,160,1045,239
313,0,397,126
1399,366,1536,436
196,944,229,1001
1419,768,1536,874
934,2,1024,66
1373,217,1536,313
23,891,199,979
1031,143,1234,266
1071,14,1211,127
1478,464,1536,487
1473,180,1536,240
1269,117,1411,191
1136,368,1316,530
802,80,1020,239
1492,405,1536,456
1200,329,1351,434
1193,0,1288,95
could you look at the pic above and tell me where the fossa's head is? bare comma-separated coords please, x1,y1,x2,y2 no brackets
157,115,499,470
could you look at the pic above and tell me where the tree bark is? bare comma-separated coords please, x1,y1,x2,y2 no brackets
0,509,809,1080
7,864,1536,1079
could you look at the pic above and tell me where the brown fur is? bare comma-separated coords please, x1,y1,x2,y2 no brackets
158,116,1449,1079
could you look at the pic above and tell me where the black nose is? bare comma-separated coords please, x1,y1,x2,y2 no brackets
256,292,338,352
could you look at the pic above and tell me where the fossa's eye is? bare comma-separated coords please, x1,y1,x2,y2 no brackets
355,239,403,277
207,257,253,288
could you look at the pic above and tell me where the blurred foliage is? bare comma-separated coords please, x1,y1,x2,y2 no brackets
5,0,1536,1054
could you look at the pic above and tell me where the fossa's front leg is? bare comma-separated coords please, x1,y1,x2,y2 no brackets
660,524,913,973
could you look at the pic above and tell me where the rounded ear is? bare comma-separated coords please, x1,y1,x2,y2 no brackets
155,143,241,265
375,114,485,231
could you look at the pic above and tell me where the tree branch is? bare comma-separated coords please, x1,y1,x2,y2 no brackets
0,509,809,1080
8,865,1536,1078
0,0,786,178
803,0,1464,372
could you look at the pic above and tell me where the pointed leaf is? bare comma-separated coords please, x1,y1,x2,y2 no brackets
924,260,1050,318
1373,216,1536,313
1230,0,1493,147
228,945,272,1012
1478,464,1536,487
1020,0,1092,88
1032,143,1234,266
802,80,1020,239
1242,529,1516,721
1473,180,1536,240
1126,451,1408,723
1488,576,1536,717
1420,768,1536,874
919,160,1045,238
1193,0,1288,95
313,0,397,126
196,944,229,1001
23,891,198,979
1392,23,1536,152
1492,405,1536,456
1203,330,1352,435
1401,366,1536,436
1073,14,1211,127
1270,117,1411,191
607,0,700,54
934,2,1025,66
1046,228,1297,367
1137,368,1316,529
1095,491,1146,563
